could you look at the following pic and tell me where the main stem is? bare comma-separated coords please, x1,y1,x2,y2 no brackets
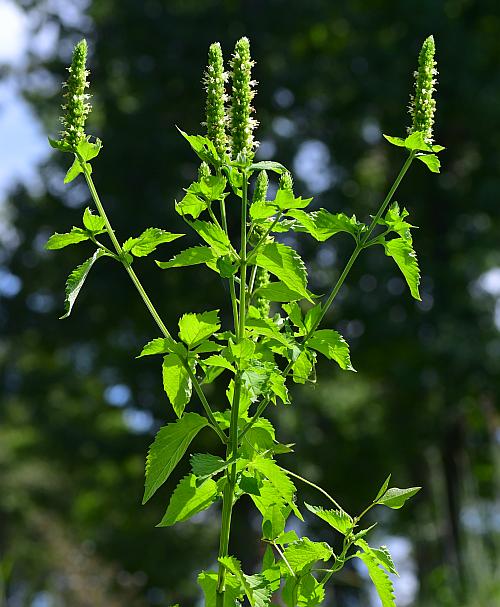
216,170,249,604
79,158,227,444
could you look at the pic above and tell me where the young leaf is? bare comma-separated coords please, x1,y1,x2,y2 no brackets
404,131,432,152
355,551,396,607
82,207,105,232
282,538,333,574
304,503,353,535
157,474,218,527
383,238,421,300
64,158,85,183
288,209,363,242
60,249,105,319
77,137,102,161
198,571,242,607
252,242,312,302
190,220,233,256
249,160,287,174
157,245,216,269
379,203,415,241
417,153,440,173
376,486,421,509
176,192,209,219
178,310,221,348
123,228,184,257
308,329,354,371
383,134,406,148
137,336,180,358
188,175,227,201
143,412,208,503
219,556,272,607
162,353,192,417
46,227,89,250
374,474,392,502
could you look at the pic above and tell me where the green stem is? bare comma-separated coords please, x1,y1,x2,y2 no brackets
220,197,239,335
240,153,415,439
216,170,249,604
280,466,345,512
79,159,227,444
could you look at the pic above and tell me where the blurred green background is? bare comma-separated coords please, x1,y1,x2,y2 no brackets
1,0,499,605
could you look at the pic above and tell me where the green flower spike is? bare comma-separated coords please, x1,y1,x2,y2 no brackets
204,42,228,160
60,39,91,151
253,169,268,204
279,170,294,193
409,35,437,144
198,161,211,181
255,267,271,318
230,36,258,160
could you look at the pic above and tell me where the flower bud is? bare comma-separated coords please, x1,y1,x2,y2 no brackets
252,170,268,204
255,267,270,318
230,37,258,159
198,161,211,181
60,39,91,151
279,171,294,194
204,42,228,160
409,35,437,144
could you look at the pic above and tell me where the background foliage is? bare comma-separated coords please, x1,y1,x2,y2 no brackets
1,0,499,605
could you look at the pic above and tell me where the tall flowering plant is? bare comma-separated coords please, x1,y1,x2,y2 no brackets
47,36,443,606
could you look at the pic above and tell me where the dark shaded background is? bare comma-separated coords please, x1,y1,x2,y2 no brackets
1,0,499,605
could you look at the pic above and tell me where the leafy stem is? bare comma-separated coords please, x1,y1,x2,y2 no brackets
78,157,227,445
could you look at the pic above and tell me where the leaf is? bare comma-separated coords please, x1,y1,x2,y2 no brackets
355,551,396,607
124,228,184,257
376,486,421,509
417,153,440,173
162,353,192,417
383,238,421,300
355,539,398,576
48,136,72,152
274,188,312,211
374,474,392,502
245,316,293,348
137,337,181,358
253,242,312,302
254,281,304,302
82,207,105,232
250,202,278,221
64,158,84,183
251,457,302,521
177,128,219,165
46,227,89,250
282,538,333,574
190,453,232,478
156,245,216,269
198,571,242,607
157,474,218,526
143,412,208,503
203,354,236,373
190,220,233,256
292,350,314,384
178,310,220,348
308,329,354,371
383,134,406,148
379,203,415,241
60,250,105,319
250,161,287,174
219,556,272,607
77,137,102,161
288,209,363,242
304,503,353,535
188,175,227,201
404,131,432,152
176,192,208,219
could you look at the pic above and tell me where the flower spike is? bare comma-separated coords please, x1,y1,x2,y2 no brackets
60,39,92,151
204,42,228,160
252,170,268,204
409,35,437,144
230,37,259,160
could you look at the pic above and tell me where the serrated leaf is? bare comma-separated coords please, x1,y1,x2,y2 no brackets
60,249,105,319
45,227,89,250
219,556,272,607
64,158,85,183
157,245,216,269
253,242,311,302
178,310,220,348
176,192,209,219
356,539,399,576
137,337,180,358
305,503,353,535
250,161,287,174
162,353,192,417
124,228,184,257
254,281,304,302
198,571,242,607
251,457,302,521
404,131,432,152
379,203,415,241
292,350,314,384
356,551,396,607
383,238,421,300
143,412,208,503
157,474,218,526
383,134,406,147
190,453,232,478
77,137,102,161
417,154,440,173
376,486,421,509
288,209,363,242
282,538,333,574
177,129,219,165
203,354,236,373
246,316,293,348
250,202,278,221
308,329,354,371
374,474,392,502
190,220,233,256
82,207,105,232
48,136,71,152
188,175,227,201
274,188,312,211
